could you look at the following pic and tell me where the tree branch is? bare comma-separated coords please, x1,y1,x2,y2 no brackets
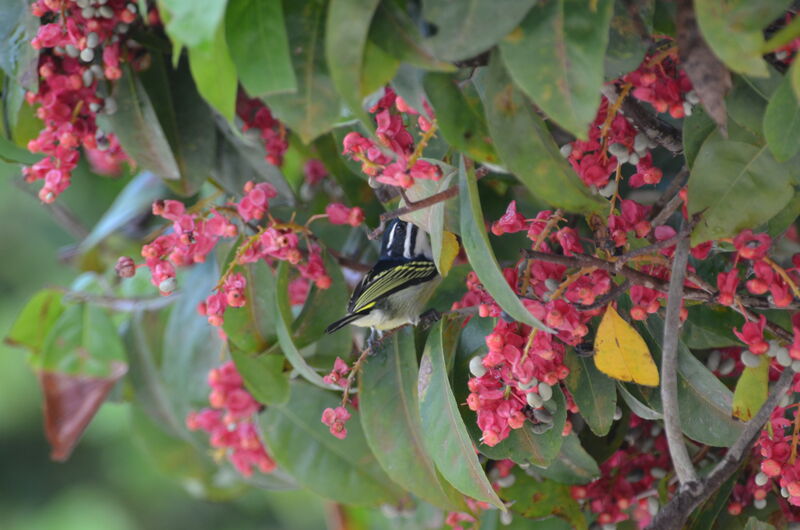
659,233,699,487
367,185,459,240
601,84,684,154
647,368,795,529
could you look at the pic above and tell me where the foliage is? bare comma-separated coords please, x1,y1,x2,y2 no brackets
4,0,800,528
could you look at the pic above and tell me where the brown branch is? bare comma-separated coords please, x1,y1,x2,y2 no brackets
616,223,692,269
575,279,630,311
367,186,459,240
327,248,371,273
601,84,684,154
649,167,689,225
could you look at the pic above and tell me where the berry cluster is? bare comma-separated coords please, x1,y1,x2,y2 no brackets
186,361,277,477
342,87,441,189
623,48,695,119
236,92,288,167
25,0,139,202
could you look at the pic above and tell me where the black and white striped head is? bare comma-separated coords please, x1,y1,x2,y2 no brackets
380,219,433,260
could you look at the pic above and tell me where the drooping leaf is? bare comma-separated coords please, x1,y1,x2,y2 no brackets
223,258,278,355
187,22,237,121
499,0,614,139
78,172,166,253
0,134,38,164
158,0,229,48
694,0,788,77
764,73,800,162
418,317,505,509
732,354,769,421
421,0,538,61
98,65,181,181
325,0,382,129
424,74,499,164
291,253,350,349
229,347,290,406
360,327,464,511
274,262,339,390
564,349,617,436
360,40,400,97
480,52,605,212
499,468,588,530
689,138,796,245
260,381,404,505
5,288,65,356
535,434,600,485
458,156,549,331
594,304,659,386
263,0,343,144
225,0,296,96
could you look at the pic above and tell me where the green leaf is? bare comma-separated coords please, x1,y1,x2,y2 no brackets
480,52,605,212
764,74,800,162
604,0,653,81
230,347,289,406
259,381,402,504
325,0,382,129
499,0,613,139
744,517,776,530
535,434,600,485
792,60,800,101
291,253,349,349
158,0,228,48
732,354,769,421
225,0,296,96
689,139,795,245
564,349,616,436
424,74,499,164
0,0,38,91
727,76,768,139
41,304,127,377
683,305,744,349
188,23,237,121
360,327,464,511
765,191,800,238
687,468,739,530
274,262,339,390
683,105,716,168
0,134,37,164
5,288,65,355
458,157,549,331
78,172,166,252
500,468,587,530
223,259,278,355
263,0,343,144
421,0,538,61
418,317,505,509
694,0,789,77
98,65,181,181
360,40,400,97
138,54,217,196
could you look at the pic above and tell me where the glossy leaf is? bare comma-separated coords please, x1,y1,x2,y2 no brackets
683,305,744,349
158,0,228,48
360,327,464,510
689,139,795,245
458,156,549,331
694,0,789,77
260,381,403,505
535,434,600,486
500,468,587,530
223,258,278,355
421,0,538,61
188,23,237,121
5,288,65,356
274,262,339,390
594,304,659,386
263,0,342,144
325,0,382,129
480,53,605,212
225,0,296,96
564,349,617,436
604,0,653,80
98,66,181,181
418,317,504,509
764,74,800,162
499,0,613,139
424,74,499,164
732,354,768,421
78,172,166,252
229,347,289,406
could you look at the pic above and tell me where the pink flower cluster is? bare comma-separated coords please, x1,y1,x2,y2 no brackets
571,415,670,526
325,203,365,227
321,406,351,440
342,87,441,189
24,0,137,202
186,361,277,477
322,357,350,387
236,92,288,167
623,49,694,119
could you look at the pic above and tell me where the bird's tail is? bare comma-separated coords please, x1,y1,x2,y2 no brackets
325,312,364,334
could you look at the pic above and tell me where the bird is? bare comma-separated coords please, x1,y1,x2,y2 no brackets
325,218,441,335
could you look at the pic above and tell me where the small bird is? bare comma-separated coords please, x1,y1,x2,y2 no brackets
325,218,441,335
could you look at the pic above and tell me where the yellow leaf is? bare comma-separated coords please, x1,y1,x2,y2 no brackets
732,355,768,421
594,304,659,386
438,230,459,277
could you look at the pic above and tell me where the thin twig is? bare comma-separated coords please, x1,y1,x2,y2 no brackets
576,279,631,311
649,167,689,224
367,186,459,240
601,84,684,154
659,233,699,487
615,223,692,270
